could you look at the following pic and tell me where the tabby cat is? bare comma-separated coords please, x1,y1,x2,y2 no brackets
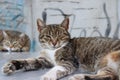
0,30,30,52
2,18,120,80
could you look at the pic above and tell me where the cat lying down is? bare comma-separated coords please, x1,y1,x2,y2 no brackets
0,30,30,52
2,18,120,80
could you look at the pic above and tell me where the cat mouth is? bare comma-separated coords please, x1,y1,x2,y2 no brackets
48,45,61,50
50,46,59,50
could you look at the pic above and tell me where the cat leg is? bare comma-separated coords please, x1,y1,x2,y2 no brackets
19,36,30,52
0,44,7,51
21,47,30,52
0,46,3,51
21,40,30,51
69,67,119,80
69,51,120,80
40,63,77,80
0,47,6,51
2,57,53,75
20,41,30,52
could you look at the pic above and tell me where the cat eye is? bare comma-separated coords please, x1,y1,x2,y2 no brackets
61,37,67,40
6,41,10,44
61,37,65,40
63,33,69,36
13,42,18,45
45,35,51,38
4,41,10,45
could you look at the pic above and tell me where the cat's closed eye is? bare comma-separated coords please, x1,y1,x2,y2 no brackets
45,35,51,38
12,41,18,46
4,41,10,46
61,37,67,40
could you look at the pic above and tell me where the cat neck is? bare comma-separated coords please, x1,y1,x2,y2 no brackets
40,42,68,65
40,48,60,66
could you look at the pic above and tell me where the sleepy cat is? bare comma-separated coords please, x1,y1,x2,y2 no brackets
0,30,30,52
2,18,120,80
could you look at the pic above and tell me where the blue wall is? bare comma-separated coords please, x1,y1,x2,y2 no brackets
0,0,25,31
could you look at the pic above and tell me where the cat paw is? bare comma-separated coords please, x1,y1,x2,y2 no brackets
2,62,16,75
21,47,29,52
40,73,57,80
68,74,85,80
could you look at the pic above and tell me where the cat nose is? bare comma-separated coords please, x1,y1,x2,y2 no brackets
52,40,57,46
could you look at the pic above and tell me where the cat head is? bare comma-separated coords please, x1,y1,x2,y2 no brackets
37,18,70,49
0,30,3,41
2,31,26,52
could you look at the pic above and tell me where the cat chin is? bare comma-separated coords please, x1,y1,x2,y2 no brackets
43,47,59,50
41,42,68,50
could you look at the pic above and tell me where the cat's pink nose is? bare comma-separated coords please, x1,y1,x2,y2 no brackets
52,41,57,46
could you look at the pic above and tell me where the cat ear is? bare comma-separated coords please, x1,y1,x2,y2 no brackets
3,31,9,38
37,18,45,32
61,18,69,30
19,33,25,42
19,33,25,38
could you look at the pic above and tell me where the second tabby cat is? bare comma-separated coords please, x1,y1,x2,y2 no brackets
2,18,120,80
0,30,30,52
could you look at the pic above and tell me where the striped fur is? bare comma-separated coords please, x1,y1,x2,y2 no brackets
3,18,120,80
0,30,30,52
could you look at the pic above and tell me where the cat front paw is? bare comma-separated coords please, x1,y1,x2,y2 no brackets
21,47,29,52
68,74,85,80
2,62,16,75
40,73,57,80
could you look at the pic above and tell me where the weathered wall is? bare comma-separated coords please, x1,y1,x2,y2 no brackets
0,0,119,51
0,0,32,35
32,0,118,51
